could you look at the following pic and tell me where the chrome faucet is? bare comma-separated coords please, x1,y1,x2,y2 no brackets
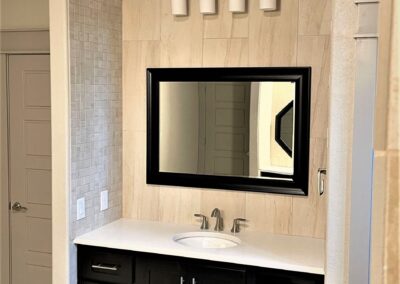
211,208,223,231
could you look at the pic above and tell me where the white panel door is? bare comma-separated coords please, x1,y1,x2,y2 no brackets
9,55,51,284
203,82,250,176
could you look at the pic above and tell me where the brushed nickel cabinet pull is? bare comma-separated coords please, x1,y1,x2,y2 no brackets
91,264,118,271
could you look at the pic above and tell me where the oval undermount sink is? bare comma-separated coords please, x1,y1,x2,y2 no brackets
173,232,241,249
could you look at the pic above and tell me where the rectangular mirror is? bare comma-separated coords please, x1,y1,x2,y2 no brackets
147,68,311,195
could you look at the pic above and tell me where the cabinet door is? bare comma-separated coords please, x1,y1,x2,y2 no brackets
187,264,246,284
135,255,183,284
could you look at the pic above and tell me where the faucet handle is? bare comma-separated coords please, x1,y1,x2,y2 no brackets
231,218,247,233
194,214,209,230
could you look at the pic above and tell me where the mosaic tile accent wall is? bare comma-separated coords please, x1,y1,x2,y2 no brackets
69,0,122,239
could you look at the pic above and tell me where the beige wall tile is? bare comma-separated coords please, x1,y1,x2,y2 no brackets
249,0,299,66
123,129,136,217
203,0,248,39
203,38,249,67
123,0,161,41
123,130,160,221
374,0,393,151
123,40,160,132
159,186,202,225
299,0,331,36
370,152,387,284
387,89,400,150
297,35,331,139
160,0,203,67
386,0,400,151
384,151,400,284
246,193,292,235
383,1,400,280
292,138,327,238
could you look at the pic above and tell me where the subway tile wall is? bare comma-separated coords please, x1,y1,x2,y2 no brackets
69,0,122,239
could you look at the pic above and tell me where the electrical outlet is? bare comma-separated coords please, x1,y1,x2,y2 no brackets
100,190,109,211
77,197,85,220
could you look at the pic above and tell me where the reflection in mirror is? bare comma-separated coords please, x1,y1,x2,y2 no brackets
275,101,294,157
159,81,295,179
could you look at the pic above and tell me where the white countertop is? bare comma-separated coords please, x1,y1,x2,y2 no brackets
74,218,325,275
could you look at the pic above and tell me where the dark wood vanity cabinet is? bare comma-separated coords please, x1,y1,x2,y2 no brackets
251,269,324,284
77,245,324,284
182,262,247,284
135,254,182,284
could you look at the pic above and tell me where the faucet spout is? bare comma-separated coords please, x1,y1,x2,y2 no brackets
211,208,223,231
211,208,220,217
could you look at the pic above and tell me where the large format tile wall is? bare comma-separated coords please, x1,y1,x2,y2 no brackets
69,0,122,239
372,0,399,282
123,0,331,239
371,0,400,284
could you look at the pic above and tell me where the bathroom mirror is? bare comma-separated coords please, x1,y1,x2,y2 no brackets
147,67,311,195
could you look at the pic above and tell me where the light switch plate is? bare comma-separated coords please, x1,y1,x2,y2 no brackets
77,197,85,220
100,190,109,211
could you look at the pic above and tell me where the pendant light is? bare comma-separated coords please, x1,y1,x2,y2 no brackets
260,0,277,11
200,0,217,14
229,0,246,13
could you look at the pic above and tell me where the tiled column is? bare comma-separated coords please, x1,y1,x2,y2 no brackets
349,1,379,284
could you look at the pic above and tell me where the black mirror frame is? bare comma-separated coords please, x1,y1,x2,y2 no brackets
146,67,311,196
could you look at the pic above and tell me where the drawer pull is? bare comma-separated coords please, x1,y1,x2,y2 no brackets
91,264,118,271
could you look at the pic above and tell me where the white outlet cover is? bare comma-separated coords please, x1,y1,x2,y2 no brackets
77,197,85,220
100,190,109,211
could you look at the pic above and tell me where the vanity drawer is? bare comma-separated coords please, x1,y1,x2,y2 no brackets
78,246,134,284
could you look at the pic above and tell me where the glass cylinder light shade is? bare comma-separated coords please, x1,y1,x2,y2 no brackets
260,0,277,11
229,0,246,13
200,0,216,14
171,0,188,16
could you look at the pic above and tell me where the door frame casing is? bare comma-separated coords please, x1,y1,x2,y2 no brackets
0,53,10,284
0,29,50,284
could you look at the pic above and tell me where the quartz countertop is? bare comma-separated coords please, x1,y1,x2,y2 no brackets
74,218,325,275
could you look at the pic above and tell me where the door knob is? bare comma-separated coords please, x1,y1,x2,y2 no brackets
11,202,27,212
